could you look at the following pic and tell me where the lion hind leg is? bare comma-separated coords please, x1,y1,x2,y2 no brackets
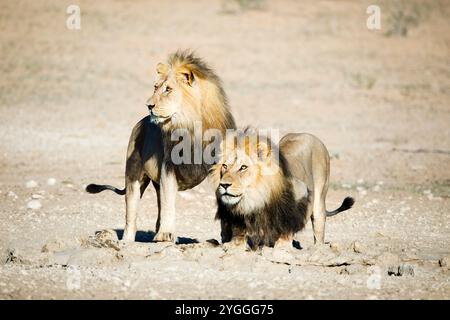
123,175,151,242
311,175,329,245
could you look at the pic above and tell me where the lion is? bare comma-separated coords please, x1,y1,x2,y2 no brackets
86,50,236,242
212,129,354,249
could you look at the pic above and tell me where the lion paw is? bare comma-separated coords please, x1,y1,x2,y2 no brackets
153,231,175,242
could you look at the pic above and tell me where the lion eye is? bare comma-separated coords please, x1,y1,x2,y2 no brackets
222,164,228,170
239,165,248,171
165,86,172,93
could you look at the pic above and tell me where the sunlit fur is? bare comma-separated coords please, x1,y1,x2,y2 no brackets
212,130,308,248
86,50,238,243
211,132,285,214
212,130,355,248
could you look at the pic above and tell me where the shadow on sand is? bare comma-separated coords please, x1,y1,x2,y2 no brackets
113,229,199,245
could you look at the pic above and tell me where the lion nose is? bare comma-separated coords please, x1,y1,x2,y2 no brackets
220,183,232,190
147,103,155,111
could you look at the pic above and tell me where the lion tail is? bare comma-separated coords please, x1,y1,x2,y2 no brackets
326,197,355,217
85,183,126,195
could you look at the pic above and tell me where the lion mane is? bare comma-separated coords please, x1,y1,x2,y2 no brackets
213,133,309,248
86,50,237,242
213,130,354,248
162,50,235,134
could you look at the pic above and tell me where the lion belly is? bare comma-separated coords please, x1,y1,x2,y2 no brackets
135,118,211,190
279,133,330,196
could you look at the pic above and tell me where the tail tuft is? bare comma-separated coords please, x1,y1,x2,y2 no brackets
86,184,104,194
341,196,355,211
326,196,355,217
85,184,126,195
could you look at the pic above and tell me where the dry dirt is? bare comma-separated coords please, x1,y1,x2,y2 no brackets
0,0,449,299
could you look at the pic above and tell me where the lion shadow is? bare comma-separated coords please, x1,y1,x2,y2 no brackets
113,229,199,245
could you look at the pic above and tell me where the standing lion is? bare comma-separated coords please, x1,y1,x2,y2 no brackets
212,129,354,248
86,50,236,242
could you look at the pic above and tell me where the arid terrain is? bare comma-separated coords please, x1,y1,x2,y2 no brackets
0,0,449,299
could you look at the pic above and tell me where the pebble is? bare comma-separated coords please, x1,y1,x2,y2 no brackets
7,191,18,200
27,200,42,210
356,186,367,196
31,194,44,199
41,239,66,253
47,178,56,186
352,241,365,254
439,256,449,269
330,242,342,254
25,180,38,188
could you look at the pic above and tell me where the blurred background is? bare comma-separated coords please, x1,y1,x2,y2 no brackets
1,0,449,186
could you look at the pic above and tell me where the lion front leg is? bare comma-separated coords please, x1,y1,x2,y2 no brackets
153,167,177,242
123,180,140,242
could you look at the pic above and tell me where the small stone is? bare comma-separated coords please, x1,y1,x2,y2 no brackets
31,194,44,199
352,241,365,254
439,256,449,269
47,178,57,186
27,199,42,210
330,242,342,254
1,249,10,265
42,239,66,253
95,229,119,242
25,180,38,188
356,186,367,196
91,229,120,250
7,191,18,200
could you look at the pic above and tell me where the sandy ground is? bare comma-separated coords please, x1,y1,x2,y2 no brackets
0,0,449,299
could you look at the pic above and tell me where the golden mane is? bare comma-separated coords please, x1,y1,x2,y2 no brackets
167,50,235,133
211,130,286,211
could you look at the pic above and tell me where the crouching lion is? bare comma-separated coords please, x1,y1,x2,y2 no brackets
212,129,354,249
86,50,236,242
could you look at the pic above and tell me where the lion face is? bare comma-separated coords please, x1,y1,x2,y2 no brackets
215,134,284,213
217,149,259,207
146,62,201,126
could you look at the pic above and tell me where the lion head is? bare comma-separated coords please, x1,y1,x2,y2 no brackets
146,50,235,133
212,130,285,214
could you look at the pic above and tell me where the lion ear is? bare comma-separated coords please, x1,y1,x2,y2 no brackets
156,63,168,75
177,67,195,86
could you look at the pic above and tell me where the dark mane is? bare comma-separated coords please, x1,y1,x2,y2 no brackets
215,153,309,249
